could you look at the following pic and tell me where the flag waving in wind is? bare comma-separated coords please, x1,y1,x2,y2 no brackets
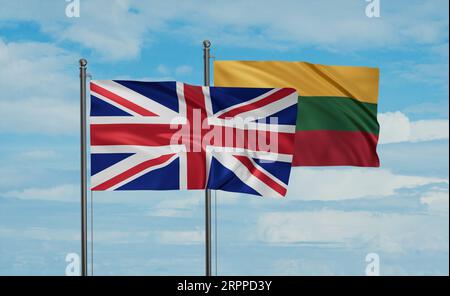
214,61,380,167
89,80,298,197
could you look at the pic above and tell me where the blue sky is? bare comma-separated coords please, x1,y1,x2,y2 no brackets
0,0,448,275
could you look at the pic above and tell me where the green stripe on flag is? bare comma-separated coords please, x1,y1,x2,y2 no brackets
297,96,379,134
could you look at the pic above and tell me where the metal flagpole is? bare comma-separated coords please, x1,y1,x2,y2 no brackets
79,58,88,276
203,40,212,276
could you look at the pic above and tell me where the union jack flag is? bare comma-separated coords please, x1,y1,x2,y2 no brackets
89,80,298,197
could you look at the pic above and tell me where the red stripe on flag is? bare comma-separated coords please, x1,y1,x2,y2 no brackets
218,88,296,119
186,152,207,189
218,127,295,155
90,82,157,117
293,130,380,167
184,84,208,189
92,153,175,190
233,155,287,197
90,124,177,146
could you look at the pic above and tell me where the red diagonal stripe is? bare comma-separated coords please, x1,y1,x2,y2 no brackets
90,82,158,117
218,88,296,119
92,153,175,190
233,155,287,197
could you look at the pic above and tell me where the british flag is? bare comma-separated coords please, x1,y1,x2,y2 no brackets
89,80,298,197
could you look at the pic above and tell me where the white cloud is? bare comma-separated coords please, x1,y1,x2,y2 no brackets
157,230,204,245
410,120,450,142
3,184,78,202
151,194,201,217
287,168,447,201
271,259,335,275
15,149,59,161
403,101,449,118
397,63,449,86
4,168,446,203
175,65,193,76
0,225,203,245
0,226,155,244
421,190,449,213
257,209,449,253
115,74,174,82
0,39,78,134
378,111,449,144
138,0,449,51
0,97,78,134
0,0,148,61
0,226,79,242
0,167,32,189
1,0,448,60
0,39,76,100
156,64,170,76
149,190,237,217
378,112,411,144
2,184,185,204
154,64,193,79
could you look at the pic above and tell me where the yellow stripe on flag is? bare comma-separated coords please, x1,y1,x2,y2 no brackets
214,61,379,104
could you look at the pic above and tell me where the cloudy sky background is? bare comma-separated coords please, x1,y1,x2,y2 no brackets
0,0,448,275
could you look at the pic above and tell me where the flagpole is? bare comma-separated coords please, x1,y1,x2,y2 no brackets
79,58,88,276
203,40,212,276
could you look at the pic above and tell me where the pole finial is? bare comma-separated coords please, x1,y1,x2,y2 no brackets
79,58,88,67
203,40,211,49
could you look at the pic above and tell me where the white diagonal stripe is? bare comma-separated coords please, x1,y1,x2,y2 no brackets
91,152,148,188
231,91,297,121
177,82,187,119
213,88,279,118
91,90,141,117
108,154,178,191
91,145,180,155
92,80,179,119
90,116,185,125
178,151,187,190
212,152,284,198
203,86,214,117
206,146,293,162
207,118,296,133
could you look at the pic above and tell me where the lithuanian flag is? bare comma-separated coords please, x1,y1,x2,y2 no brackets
214,61,380,167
